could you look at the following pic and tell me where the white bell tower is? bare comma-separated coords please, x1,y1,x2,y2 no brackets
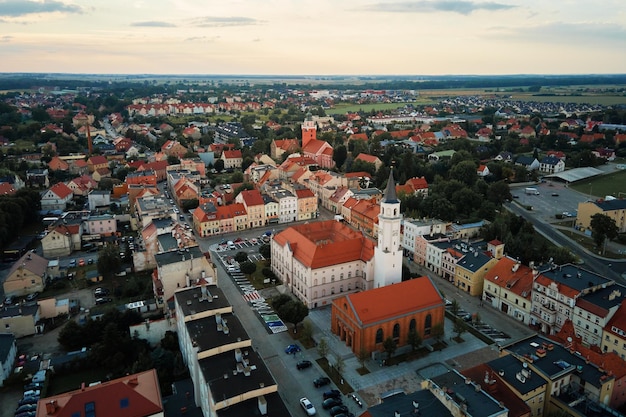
374,169,403,288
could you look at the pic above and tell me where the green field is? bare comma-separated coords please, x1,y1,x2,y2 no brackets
569,168,626,198
325,102,417,115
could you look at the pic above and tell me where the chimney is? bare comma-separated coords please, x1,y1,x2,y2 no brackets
45,401,58,414
127,377,139,386
258,395,268,415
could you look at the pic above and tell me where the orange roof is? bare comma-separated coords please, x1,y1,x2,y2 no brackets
484,257,534,298
49,182,73,199
0,182,16,195
223,149,242,159
534,274,579,298
303,139,330,153
355,153,379,164
239,189,264,206
295,188,315,198
342,277,443,324
273,220,375,269
35,369,162,417
88,155,107,165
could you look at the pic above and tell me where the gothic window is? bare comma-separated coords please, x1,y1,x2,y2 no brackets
424,314,432,335
375,328,383,343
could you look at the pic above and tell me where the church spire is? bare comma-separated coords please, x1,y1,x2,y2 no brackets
383,168,398,204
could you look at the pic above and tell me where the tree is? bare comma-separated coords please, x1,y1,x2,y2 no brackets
449,299,460,316
271,294,292,311
300,320,313,343
276,299,309,333
239,260,257,276
590,213,619,253
234,251,249,263
97,244,122,279
332,145,348,170
382,337,397,362
259,244,271,260
453,318,467,340
431,323,445,342
214,159,225,173
317,337,329,358
333,354,345,375
167,155,180,165
357,347,369,369
449,160,478,186
407,329,422,352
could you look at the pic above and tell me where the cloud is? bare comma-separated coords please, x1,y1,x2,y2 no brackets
184,36,220,42
0,0,84,17
131,21,176,27
364,1,515,15
0,35,13,42
188,16,264,28
490,21,626,45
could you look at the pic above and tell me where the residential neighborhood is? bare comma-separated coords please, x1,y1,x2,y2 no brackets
0,76,626,417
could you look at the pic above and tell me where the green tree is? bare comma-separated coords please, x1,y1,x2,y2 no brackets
234,251,248,263
259,244,271,259
300,320,313,343
239,260,257,276
97,243,122,279
332,145,348,170
214,159,225,172
271,294,293,311
449,160,478,186
357,347,369,369
407,329,422,351
277,299,309,333
590,213,619,253
453,318,467,340
167,155,180,165
382,337,397,362
449,299,460,316
333,354,345,375
317,337,329,358
431,323,445,342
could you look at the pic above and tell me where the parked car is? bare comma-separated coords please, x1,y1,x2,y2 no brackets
330,405,349,416
285,344,301,354
323,389,341,400
314,376,331,388
23,382,42,391
25,292,39,302
95,297,112,305
322,397,342,409
15,404,37,414
18,396,39,406
94,287,109,296
68,259,76,267
296,360,312,370
22,389,40,398
78,258,85,267
551,192,559,197
300,397,316,416
3,295,14,305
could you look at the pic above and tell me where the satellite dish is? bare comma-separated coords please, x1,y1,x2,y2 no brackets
567,337,572,342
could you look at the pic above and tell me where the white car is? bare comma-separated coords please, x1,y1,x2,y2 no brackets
300,397,316,416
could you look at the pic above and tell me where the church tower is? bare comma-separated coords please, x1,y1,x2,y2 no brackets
374,169,403,288
301,112,317,149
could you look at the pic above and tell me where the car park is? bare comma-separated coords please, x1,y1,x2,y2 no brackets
322,397,342,409
300,397,316,416
285,344,301,354
330,405,349,416
323,389,341,400
314,376,331,388
297,360,312,370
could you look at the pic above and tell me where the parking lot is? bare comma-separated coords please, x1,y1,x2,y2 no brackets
510,181,587,223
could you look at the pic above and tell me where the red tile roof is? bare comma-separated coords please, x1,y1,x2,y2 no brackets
295,188,315,198
354,153,380,164
239,189,264,206
36,369,162,417
49,182,73,199
0,182,16,195
484,257,534,299
344,277,443,324
273,220,375,269
223,149,243,159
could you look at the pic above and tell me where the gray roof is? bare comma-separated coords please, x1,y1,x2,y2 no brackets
538,263,612,293
382,170,399,204
367,390,453,417
577,283,626,315
0,333,15,362
544,166,603,183
186,313,249,354
457,251,493,273
431,369,506,417
595,198,626,211
155,246,204,267
487,354,547,395
175,286,230,318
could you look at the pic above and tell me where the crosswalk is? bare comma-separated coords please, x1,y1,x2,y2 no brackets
242,291,265,302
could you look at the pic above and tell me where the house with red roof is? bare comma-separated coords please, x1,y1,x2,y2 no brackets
396,177,429,197
477,164,490,177
295,187,317,221
36,369,163,417
331,277,445,356
221,149,243,169
235,189,265,228
0,182,16,196
67,175,97,196
483,256,535,325
161,139,188,158
348,197,380,238
354,153,383,171
87,155,108,173
270,138,299,160
271,220,376,308
41,223,82,257
48,156,69,171
41,182,74,211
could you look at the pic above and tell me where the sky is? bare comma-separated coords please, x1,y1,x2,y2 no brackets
0,0,625,75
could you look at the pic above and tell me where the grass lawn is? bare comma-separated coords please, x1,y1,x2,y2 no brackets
47,368,111,396
558,229,624,259
326,102,415,115
569,169,626,198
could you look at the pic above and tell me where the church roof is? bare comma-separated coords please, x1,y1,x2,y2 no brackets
382,170,398,204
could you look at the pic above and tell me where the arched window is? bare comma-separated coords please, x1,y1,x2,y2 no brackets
375,328,383,343
393,323,400,339
409,319,416,333
424,314,432,336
